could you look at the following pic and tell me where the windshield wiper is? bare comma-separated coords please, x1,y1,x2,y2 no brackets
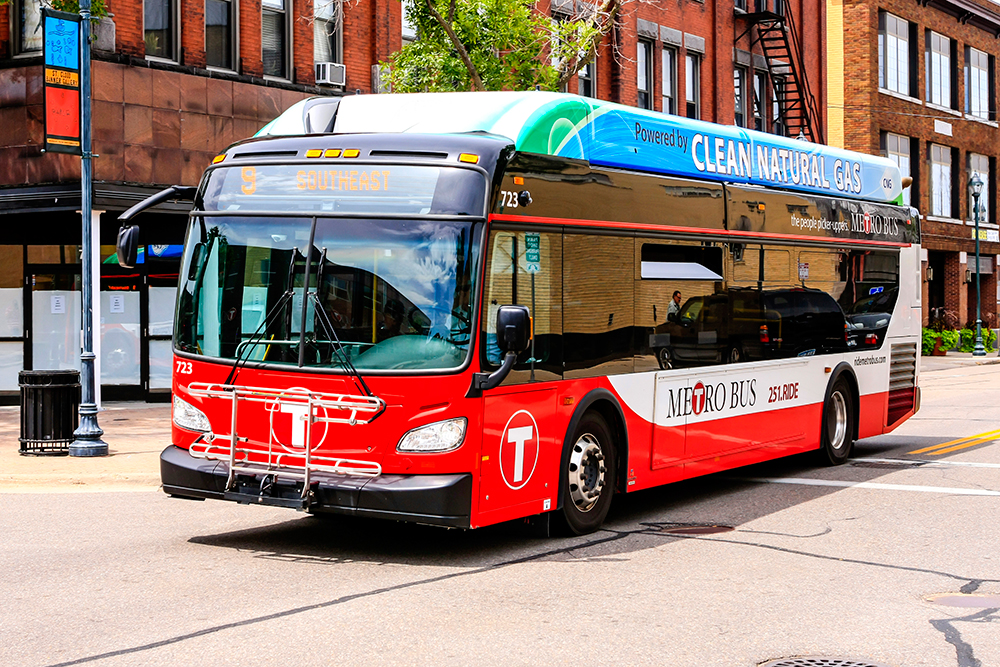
307,248,376,399
223,249,299,387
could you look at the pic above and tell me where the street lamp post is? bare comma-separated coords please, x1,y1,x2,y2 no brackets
69,0,108,456
970,173,986,357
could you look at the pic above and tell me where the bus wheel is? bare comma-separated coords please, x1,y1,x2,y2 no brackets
559,412,617,535
819,377,854,465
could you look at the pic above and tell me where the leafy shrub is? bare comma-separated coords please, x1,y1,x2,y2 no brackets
940,329,960,351
921,328,939,356
958,328,997,352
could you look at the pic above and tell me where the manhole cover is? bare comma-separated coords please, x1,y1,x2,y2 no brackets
850,460,924,469
649,523,734,535
927,593,1000,608
761,658,890,667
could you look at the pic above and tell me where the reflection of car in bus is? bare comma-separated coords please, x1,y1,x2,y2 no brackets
846,287,898,349
117,91,921,536
653,288,850,369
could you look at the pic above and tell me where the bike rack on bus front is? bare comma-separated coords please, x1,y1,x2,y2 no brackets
185,383,386,508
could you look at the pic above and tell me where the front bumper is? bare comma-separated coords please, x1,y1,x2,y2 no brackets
160,445,472,528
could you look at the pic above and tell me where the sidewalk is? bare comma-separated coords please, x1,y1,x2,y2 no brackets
3,352,1000,492
920,350,1000,372
0,402,169,492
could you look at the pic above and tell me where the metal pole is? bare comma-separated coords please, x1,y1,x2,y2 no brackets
70,0,107,456
973,190,985,357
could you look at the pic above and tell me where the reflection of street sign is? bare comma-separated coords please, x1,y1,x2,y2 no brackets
869,286,884,295
43,9,82,155
524,233,540,274
797,261,809,281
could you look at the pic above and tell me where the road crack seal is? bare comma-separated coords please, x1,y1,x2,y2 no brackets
929,608,997,667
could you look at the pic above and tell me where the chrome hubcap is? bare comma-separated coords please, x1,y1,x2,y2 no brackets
568,433,606,512
829,391,848,450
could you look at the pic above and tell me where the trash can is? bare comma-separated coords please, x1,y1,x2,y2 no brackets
19,370,81,456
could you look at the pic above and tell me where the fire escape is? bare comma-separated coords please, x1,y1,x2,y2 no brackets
736,0,824,144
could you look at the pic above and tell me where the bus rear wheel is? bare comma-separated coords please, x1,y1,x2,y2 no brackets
558,412,617,535
819,377,854,465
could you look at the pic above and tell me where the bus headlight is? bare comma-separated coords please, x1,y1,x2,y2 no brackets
173,395,211,433
397,418,467,453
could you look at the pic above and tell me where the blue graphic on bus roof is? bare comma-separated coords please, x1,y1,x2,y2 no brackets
261,92,905,205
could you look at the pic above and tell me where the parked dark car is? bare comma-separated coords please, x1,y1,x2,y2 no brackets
651,287,849,369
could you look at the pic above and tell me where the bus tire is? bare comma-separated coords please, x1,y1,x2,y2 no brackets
819,377,854,465
558,412,617,535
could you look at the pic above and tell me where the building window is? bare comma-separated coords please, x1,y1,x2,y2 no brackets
926,31,953,109
966,47,993,121
969,153,990,223
578,61,595,97
882,132,912,207
753,70,766,131
735,0,746,11
15,0,43,54
930,144,952,218
206,0,234,69
402,0,417,44
734,67,746,127
878,11,910,96
145,0,177,60
686,53,700,119
772,75,785,135
637,40,653,110
662,47,676,114
262,0,289,78
314,0,342,64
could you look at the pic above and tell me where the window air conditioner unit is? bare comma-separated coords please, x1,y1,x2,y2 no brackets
315,62,346,87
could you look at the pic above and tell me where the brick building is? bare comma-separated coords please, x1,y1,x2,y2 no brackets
0,0,401,401
0,0,826,401
828,0,1000,329
550,0,826,141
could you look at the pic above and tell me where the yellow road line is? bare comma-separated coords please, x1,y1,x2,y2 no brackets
929,436,1000,456
909,428,1000,455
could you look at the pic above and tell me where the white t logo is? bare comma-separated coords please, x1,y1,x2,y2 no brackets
507,426,533,483
280,403,310,448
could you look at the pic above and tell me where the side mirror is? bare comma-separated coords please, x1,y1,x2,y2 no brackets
116,224,140,268
467,305,532,396
496,305,531,353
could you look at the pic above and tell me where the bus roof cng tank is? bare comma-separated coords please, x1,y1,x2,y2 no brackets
256,91,904,205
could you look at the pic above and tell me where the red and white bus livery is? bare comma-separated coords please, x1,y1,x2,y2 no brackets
118,92,920,534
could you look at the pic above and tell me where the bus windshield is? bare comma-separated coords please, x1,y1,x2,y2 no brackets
175,215,481,372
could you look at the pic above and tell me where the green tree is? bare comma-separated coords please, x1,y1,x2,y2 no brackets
386,0,627,92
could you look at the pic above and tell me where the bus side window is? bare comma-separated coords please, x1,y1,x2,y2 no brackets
480,230,563,383
563,234,634,379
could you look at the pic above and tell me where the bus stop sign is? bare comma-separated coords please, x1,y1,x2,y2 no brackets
43,9,82,155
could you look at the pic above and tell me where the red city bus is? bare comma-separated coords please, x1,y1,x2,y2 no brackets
118,92,920,534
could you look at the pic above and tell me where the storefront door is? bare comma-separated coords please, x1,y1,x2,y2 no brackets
28,270,82,372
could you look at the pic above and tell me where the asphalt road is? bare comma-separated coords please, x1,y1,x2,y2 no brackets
2,361,998,667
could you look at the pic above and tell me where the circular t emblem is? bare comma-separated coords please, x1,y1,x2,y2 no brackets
499,410,540,490
863,212,873,235
692,381,706,415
